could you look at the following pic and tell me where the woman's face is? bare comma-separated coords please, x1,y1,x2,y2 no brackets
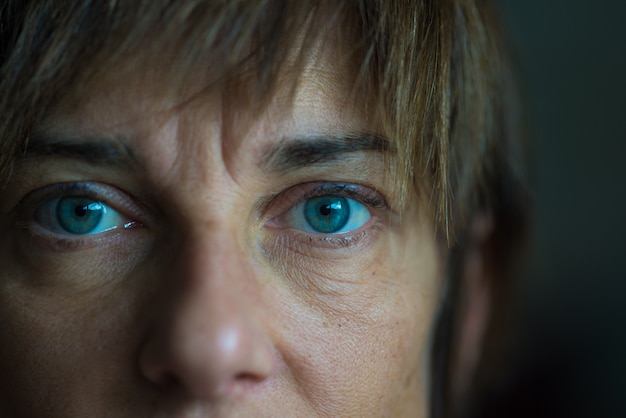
0,42,443,417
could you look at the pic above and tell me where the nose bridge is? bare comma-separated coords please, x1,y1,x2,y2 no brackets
176,230,259,373
183,223,248,295
139,219,274,398
176,225,262,346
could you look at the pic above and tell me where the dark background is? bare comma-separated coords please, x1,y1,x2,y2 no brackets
482,1,626,417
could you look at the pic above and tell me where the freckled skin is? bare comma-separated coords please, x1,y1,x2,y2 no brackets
0,43,444,417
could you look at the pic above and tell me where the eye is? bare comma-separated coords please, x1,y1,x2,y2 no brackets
35,196,129,235
285,195,371,234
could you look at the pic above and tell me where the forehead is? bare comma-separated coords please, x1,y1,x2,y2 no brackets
42,28,375,153
29,29,389,197
58,14,360,112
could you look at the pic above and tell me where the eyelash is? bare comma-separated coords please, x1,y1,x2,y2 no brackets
15,182,144,251
268,183,388,212
14,181,389,253
264,182,389,248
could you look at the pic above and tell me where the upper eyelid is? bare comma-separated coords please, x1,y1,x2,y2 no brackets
262,182,389,223
17,182,147,224
291,183,384,204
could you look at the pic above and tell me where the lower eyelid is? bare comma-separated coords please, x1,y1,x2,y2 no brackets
22,215,148,253
18,221,130,252
263,222,382,255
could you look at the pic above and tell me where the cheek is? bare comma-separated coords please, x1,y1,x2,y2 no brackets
0,216,157,413
0,265,152,417
266,226,442,415
0,201,442,417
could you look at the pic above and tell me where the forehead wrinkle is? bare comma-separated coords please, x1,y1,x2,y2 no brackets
217,86,265,187
215,18,366,156
166,106,223,189
39,22,372,194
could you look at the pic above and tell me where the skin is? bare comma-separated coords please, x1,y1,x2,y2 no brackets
0,41,444,417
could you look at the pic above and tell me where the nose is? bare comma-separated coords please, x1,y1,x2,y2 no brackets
139,230,275,398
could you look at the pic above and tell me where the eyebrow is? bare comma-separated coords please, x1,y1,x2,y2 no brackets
260,133,392,173
21,135,136,168
18,132,391,173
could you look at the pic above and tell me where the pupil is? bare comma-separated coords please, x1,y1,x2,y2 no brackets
74,205,88,217
319,205,332,216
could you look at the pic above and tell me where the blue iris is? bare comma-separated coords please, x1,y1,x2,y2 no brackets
56,197,106,234
285,195,370,234
35,193,127,236
304,196,350,233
